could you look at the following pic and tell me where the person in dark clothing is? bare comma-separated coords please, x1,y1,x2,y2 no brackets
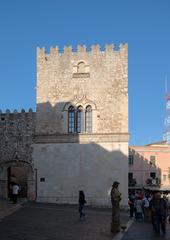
128,194,135,218
150,192,168,236
79,190,86,219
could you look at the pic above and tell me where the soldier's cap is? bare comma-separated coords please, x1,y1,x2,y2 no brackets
112,181,120,186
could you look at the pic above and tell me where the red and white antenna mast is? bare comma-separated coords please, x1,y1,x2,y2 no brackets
163,74,170,143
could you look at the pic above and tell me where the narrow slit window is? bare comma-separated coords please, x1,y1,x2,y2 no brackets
68,106,75,133
76,106,83,133
85,105,92,133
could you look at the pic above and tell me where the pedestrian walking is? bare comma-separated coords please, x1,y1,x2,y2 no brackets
150,191,168,236
134,196,143,221
167,193,170,222
79,190,86,220
12,182,20,204
128,193,135,218
163,192,170,223
143,194,151,221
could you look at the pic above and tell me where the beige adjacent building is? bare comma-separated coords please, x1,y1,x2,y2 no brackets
33,43,129,206
129,141,170,191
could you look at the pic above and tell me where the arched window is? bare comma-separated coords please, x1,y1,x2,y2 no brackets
67,105,93,134
76,106,83,133
68,106,75,133
77,62,85,73
85,105,92,133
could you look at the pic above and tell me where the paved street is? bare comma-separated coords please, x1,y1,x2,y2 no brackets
122,219,170,240
1,201,170,240
0,199,22,220
0,202,128,240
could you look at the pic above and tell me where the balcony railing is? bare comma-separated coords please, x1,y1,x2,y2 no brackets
146,178,161,186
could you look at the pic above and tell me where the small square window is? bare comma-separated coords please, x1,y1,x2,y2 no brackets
40,177,45,182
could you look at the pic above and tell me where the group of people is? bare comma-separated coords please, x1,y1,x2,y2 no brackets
129,191,150,221
128,190,170,235
79,183,170,236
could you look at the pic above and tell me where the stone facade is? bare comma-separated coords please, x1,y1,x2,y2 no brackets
36,44,128,135
33,44,129,206
0,43,129,206
0,110,36,199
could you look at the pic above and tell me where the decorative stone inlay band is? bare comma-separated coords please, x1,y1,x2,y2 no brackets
35,133,130,144
73,73,90,78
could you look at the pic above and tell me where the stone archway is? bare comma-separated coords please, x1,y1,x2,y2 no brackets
8,166,29,198
0,160,36,200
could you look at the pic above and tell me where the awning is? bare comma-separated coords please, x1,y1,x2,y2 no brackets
143,185,170,192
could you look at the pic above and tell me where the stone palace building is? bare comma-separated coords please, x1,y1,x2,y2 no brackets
0,43,129,206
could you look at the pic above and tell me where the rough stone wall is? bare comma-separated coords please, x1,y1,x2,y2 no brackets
36,44,128,135
0,109,35,167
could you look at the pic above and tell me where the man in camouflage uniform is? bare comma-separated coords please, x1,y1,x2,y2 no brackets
111,181,121,232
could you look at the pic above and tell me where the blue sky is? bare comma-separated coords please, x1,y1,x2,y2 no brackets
0,0,170,145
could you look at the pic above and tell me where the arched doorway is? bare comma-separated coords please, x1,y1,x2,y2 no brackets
0,161,36,200
7,166,29,198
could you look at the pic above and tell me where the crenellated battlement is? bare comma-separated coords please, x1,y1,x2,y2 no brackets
0,108,35,118
37,43,128,59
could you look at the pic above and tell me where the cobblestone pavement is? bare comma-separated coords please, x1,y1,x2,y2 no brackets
3,201,170,240
0,199,22,220
122,219,170,240
0,202,129,240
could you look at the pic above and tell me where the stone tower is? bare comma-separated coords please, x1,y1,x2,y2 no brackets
33,43,129,206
